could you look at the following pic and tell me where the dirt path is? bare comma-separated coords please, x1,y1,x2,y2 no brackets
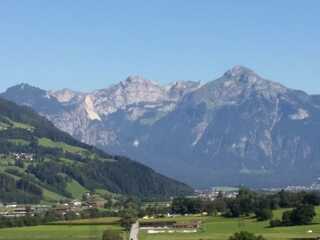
129,221,139,240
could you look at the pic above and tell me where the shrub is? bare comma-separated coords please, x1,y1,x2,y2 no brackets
229,231,266,240
269,219,282,228
290,204,316,225
272,204,316,227
255,208,273,221
282,210,293,226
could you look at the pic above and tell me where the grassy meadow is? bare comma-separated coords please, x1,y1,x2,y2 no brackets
0,217,124,240
139,208,320,240
2,209,320,240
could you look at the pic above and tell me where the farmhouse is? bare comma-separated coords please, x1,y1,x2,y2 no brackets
174,220,201,229
140,221,176,228
140,220,202,230
13,153,34,161
0,205,30,217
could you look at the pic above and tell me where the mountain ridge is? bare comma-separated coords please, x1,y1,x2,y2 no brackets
2,66,320,188
0,97,193,203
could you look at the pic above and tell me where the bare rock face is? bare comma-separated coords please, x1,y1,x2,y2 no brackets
2,66,320,188
92,76,165,115
49,89,80,103
143,66,320,187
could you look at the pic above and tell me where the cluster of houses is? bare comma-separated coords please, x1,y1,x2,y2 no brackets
140,220,202,230
263,178,320,193
0,204,49,218
141,219,202,234
52,194,107,217
12,153,34,162
195,188,238,201
0,193,107,218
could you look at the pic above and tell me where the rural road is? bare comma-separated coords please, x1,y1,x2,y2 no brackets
129,221,139,240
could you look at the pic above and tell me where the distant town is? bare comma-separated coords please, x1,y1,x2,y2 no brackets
196,178,320,201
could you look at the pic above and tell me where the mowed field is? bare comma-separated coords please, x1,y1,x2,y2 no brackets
0,217,125,240
2,209,320,240
139,208,320,240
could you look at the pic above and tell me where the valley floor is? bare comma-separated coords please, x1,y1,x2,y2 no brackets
0,217,125,240
1,209,320,240
139,208,320,240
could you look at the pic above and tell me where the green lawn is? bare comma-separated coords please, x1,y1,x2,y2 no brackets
0,118,34,132
52,217,121,225
2,209,320,240
9,119,34,132
7,139,30,146
139,208,320,240
38,138,88,155
66,179,89,199
0,225,122,240
42,188,65,202
0,217,124,240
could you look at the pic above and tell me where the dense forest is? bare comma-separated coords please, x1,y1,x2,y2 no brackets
0,98,193,203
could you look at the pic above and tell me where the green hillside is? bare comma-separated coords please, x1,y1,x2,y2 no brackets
0,98,193,203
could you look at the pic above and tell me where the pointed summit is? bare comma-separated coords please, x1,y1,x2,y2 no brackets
125,75,147,83
5,83,46,96
224,65,259,78
17,83,32,90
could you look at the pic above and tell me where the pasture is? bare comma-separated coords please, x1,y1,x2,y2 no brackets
2,209,320,240
139,208,320,240
0,217,124,240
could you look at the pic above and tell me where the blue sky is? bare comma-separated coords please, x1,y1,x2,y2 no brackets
0,0,319,93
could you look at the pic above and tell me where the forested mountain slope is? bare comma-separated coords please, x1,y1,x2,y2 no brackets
0,98,193,203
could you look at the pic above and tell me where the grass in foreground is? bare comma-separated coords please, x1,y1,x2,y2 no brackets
0,225,121,240
0,217,123,240
52,217,121,225
2,209,320,240
139,208,320,240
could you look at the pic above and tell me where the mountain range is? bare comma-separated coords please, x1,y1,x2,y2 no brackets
3,66,320,188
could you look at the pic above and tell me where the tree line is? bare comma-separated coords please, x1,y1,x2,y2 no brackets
170,188,320,226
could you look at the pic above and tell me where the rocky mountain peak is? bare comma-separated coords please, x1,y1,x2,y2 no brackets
223,65,261,85
8,83,42,92
17,83,32,90
4,83,50,100
221,65,288,96
125,75,147,83
50,88,79,103
186,66,289,108
224,65,258,78
121,75,159,88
